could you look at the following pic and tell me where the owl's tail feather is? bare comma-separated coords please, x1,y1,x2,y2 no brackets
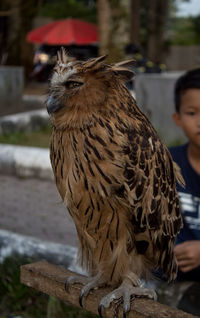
173,161,185,188
158,237,178,282
168,255,178,282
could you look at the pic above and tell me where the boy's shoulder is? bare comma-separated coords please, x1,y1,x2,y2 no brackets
169,143,188,163
169,143,200,196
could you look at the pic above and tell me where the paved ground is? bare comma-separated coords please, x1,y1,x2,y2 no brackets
0,174,78,247
0,82,79,248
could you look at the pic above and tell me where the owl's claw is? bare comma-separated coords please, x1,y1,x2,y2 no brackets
123,303,129,318
65,274,106,307
98,298,129,318
65,275,94,307
79,290,84,307
98,285,157,317
65,276,82,292
98,303,104,318
65,275,92,293
65,276,75,292
79,287,91,307
65,275,157,317
122,297,135,318
79,277,106,307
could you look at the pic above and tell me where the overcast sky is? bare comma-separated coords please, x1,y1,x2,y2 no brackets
177,0,200,16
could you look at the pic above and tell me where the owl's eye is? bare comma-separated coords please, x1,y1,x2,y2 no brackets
64,81,83,89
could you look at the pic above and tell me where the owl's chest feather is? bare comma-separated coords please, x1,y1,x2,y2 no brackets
50,127,124,219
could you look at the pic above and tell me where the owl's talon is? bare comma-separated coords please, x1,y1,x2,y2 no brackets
65,275,90,293
65,274,107,310
79,289,85,307
65,276,75,292
98,304,104,318
123,310,127,318
97,284,157,317
123,304,129,318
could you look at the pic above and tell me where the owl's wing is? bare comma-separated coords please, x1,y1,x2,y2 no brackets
118,126,183,278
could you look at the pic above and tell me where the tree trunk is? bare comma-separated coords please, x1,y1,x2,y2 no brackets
5,0,43,77
130,0,141,46
146,0,169,63
97,0,130,62
97,0,111,56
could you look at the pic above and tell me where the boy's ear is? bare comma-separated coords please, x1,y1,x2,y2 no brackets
172,112,182,128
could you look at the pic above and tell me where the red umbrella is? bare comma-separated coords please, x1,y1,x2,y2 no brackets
26,18,98,45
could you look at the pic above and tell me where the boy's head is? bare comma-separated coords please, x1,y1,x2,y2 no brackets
173,68,200,148
174,68,200,113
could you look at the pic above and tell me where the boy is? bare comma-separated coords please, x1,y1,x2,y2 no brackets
170,68,200,281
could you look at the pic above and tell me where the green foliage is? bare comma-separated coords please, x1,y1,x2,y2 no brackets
170,16,200,45
0,255,48,318
139,1,200,51
191,14,200,40
0,126,51,148
0,255,98,318
39,0,97,23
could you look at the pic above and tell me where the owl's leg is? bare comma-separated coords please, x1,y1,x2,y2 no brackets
65,273,107,307
98,277,157,318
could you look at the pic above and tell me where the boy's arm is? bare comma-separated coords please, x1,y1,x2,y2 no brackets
174,241,200,272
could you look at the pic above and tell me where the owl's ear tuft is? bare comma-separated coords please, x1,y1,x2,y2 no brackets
113,68,134,81
112,59,135,82
57,47,69,64
84,55,107,70
114,59,135,69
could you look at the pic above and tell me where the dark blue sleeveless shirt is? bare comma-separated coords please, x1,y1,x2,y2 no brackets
170,143,200,280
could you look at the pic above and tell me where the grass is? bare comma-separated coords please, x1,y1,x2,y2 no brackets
0,125,185,149
0,126,51,148
0,255,99,318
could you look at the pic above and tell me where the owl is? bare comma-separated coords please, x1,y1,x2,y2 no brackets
46,48,184,317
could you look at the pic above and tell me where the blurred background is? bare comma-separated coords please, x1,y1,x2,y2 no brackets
0,1,200,317
1,0,200,142
1,0,200,78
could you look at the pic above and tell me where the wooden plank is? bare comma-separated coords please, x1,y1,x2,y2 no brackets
20,261,198,318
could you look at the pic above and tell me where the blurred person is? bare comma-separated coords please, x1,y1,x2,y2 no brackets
170,68,200,281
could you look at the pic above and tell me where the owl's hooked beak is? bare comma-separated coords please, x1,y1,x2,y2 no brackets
46,94,64,114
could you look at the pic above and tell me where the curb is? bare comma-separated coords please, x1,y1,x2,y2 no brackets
0,144,53,180
0,106,53,180
0,229,82,273
0,109,49,134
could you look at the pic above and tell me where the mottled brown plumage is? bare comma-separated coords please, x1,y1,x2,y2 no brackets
46,49,184,316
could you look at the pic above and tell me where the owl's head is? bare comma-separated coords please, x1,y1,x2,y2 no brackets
46,48,134,129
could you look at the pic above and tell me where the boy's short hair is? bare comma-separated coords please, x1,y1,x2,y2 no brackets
174,68,200,112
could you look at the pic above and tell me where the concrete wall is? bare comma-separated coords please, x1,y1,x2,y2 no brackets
134,72,187,145
165,45,200,71
0,66,24,115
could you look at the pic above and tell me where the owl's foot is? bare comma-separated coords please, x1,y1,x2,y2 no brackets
65,274,106,307
98,279,157,318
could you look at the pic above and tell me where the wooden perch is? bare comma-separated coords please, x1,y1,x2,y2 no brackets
20,261,198,318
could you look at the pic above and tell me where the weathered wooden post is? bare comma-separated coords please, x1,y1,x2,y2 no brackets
21,261,198,318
